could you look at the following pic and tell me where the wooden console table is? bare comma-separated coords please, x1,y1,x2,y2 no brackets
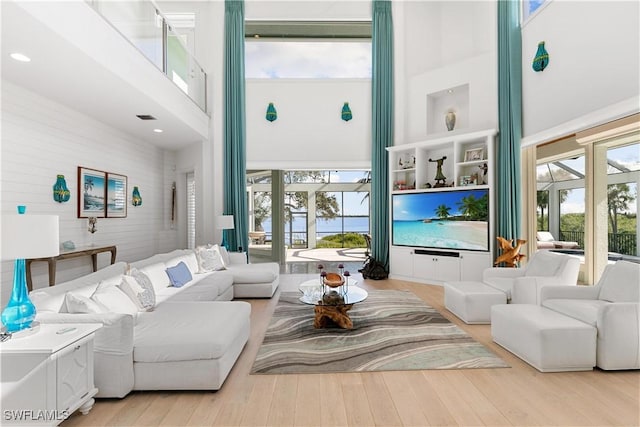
26,245,117,291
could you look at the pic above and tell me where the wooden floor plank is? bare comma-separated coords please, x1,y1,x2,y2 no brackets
185,392,222,427
294,375,322,427
134,393,177,426
381,371,429,426
340,374,376,427
158,392,203,426
319,374,349,427
266,375,298,427
361,372,402,427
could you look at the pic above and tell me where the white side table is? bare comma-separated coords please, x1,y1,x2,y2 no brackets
1,323,102,426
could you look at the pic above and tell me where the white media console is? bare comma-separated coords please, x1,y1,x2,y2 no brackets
387,129,496,284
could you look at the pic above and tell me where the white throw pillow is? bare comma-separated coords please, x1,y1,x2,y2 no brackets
119,275,155,311
195,245,226,272
65,291,104,314
218,246,231,267
91,281,138,316
140,262,172,292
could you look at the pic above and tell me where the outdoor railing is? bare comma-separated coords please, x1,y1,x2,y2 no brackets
560,230,637,256
85,0,207,112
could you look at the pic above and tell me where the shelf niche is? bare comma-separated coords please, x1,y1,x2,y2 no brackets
426,83,469,135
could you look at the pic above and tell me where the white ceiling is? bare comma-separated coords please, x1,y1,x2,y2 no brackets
1,2,209,151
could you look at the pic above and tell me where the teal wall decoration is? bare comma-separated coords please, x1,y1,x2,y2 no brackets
265,102,277,122
132,186,142,206
52,174,70,203
341,102,353,121
532,41,549,72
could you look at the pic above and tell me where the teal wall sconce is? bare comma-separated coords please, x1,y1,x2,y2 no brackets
132,186,142,206
341,102,353,121
532,41,549,72
266,102,277,122
52,174,70,203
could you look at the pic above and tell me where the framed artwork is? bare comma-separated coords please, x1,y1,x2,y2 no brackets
464,147,484,162
78,167,106,218
106,173,127,218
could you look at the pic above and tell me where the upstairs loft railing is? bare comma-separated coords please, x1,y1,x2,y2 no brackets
86,0,207,113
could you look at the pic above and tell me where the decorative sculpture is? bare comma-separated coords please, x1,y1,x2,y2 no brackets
494,237,526,267
265,102,277,122
428,156,447,187
341,102,353,122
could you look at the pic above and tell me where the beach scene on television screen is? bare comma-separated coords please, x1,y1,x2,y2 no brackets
393,189,489,251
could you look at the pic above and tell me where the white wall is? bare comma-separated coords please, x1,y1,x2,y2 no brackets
0,82,178,303
246,79,371,169
522,1,640,140
245,0,371,21
396,1,498,144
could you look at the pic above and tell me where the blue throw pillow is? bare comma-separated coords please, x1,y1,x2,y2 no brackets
165,261,193,288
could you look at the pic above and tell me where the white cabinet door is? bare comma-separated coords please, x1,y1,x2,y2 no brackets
460,252,491,281
56,336,91,413
435,256,461,282
390,246,414,277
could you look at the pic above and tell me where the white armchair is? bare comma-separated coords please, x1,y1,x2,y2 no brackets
541,260,640,370
482,250,580,304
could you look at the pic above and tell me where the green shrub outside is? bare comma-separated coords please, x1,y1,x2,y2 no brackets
316,233,367,248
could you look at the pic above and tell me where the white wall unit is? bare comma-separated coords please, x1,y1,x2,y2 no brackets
0,324,101,426
387,129,496,284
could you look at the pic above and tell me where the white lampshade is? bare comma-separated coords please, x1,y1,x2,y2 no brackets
1,215,60,260
217,215,235,230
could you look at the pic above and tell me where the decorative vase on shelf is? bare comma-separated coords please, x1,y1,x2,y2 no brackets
445,111,456,131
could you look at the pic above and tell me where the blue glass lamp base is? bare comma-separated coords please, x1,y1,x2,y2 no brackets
221,234,229,250
1,259,36,333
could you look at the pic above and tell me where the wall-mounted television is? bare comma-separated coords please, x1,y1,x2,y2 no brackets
392,189,490,252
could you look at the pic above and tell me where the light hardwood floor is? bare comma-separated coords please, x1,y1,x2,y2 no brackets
63,277,640,427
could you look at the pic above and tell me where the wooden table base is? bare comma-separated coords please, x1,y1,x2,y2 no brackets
313,304,354,329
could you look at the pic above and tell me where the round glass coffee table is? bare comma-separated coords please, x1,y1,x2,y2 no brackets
298,279,368,329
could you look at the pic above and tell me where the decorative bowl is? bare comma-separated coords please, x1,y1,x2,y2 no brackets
323,272,344,288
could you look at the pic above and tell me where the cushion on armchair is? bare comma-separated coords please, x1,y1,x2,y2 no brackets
598,261,640,302
525,250,565,276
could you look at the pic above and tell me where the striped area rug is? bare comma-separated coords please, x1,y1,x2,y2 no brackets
251,289,508,374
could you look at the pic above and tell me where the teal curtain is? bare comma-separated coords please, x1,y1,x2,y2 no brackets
223,0,248,252
371,0,394,269
497,0,522,242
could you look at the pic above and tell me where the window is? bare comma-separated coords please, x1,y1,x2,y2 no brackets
522,0,549,23
245,41,372,78
245,21,372,79
186,172,196,249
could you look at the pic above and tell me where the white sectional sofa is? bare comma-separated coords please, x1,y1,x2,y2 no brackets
28,247,279,398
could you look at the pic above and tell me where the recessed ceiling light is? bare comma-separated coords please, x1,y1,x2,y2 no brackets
447,89,454,94
153,128,163,133
10,53,31,62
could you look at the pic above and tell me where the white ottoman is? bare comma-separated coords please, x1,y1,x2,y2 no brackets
491,304,596,372
444,281,507,324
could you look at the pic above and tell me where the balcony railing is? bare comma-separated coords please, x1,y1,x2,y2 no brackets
560,230,637,256
86,0,207,112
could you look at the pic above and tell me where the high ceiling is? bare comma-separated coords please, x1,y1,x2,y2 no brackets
1,2,208,150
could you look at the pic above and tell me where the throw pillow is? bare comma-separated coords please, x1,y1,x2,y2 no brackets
120,276,154,311
65,291,104,314
91,281,139,316
126,267,156,309
195,245,226,272
165,261,193,287
218,245,231,267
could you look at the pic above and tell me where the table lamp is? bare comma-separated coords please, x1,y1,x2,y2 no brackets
1,207,59,334
217,215,235,250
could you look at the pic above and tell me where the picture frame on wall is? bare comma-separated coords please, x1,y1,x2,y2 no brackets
464,147,484,162
106,173,127,218
78,166,106,218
